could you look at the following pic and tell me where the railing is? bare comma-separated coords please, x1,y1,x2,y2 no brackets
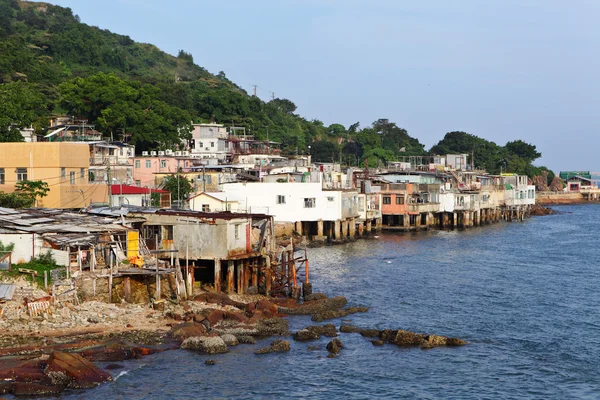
408,203,440,213
90,157,132,166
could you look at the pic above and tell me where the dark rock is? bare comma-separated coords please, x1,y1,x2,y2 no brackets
293,329,320,342
446,337,467,346
193,293,246,310
256,318,289,336
104,364,123,370
391,330,427,346
254,339,290,354
207,310,225,327
308,324,338,337
311,306,369,322
326,338,343,355
302,281,313,297
235,335,257,344
280,296,347,316
44,351,112,389
181,336,229,354
371,340,385,346
256,300,279,315
307,345,321,351
359,329,381,338
205,359,216,365
303,293,328,302
169,322,208,341
339,324,362,333
13,382,63,396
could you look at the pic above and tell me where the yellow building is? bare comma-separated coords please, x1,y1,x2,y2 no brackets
0,143,108,208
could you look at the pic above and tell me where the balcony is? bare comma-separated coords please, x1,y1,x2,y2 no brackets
408,203,440,213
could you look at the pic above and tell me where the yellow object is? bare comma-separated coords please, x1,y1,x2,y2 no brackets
127,231,139,257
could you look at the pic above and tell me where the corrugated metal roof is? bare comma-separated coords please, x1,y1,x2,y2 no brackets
0,284,16,301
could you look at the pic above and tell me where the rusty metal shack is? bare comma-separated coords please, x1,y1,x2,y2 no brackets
126,209,280,295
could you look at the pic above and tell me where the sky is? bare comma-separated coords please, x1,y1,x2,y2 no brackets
42,0,600,172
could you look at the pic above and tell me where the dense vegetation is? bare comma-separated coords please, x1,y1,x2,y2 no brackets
0,0,551,178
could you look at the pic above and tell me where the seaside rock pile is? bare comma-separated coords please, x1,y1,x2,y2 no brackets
326,338,343,357
340,324,467,349
293,324,338,342
530,204,554,216
181,336,229,354
0,351,112,396
279,295,369,322
254,339,290,355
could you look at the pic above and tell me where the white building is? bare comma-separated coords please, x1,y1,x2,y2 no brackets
188,192,240,213
190,123,229,161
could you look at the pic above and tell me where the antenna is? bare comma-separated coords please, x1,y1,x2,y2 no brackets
251,85,258,96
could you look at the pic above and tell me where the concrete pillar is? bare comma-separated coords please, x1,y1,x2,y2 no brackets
251,259,258,287
349,218,356,237
358,221,364,236
317,220,324,237
443,213,449,228
227,260,235,294
214,258,222,293
341,220,348,237
403,214,409,229
237,260,244,294
264,256,272,295
295,221,303,236
376,218,383,231
334,220,341,239
453,213,458,228
123,277,131,303
366,219,372,232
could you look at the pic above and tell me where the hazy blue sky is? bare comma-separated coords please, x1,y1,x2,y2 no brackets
44,0,600,172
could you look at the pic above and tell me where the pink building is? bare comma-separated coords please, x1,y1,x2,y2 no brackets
133,155,195,188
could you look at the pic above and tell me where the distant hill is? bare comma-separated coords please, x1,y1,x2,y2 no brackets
0,0,552,178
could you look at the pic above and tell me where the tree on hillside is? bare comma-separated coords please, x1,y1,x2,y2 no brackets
161,174,193,204
0,81,45,142
311,140,340,162
505,140,541,163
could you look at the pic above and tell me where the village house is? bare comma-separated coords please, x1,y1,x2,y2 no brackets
0,142,108,208
220,180,361,241
188,192,240,212
88,141,135,186
109,185,171,207
132,153,196,188
125,209,279,295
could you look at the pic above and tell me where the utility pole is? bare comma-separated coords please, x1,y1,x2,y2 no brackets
252,85,258,96
106,158,112,207
270,91,275,101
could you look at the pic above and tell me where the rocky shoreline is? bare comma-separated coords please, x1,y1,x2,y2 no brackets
0,291,466,396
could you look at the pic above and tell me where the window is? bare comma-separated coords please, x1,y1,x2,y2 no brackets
276,195,286,204
0,168,4,184
383,196,391,205
198,141,203,148
396,196,404,205
146,160,151,168
135,160,140,168
109,149,115,156
70,171,75,184
135,180,141,186
61,167,66,178
304,198,316,208
120,148,124,156
202,204,210,212
160,160,167,168
210,142,215,148
327,196,335,202
16,168,27,182
235,224,240,240
80,168,85,178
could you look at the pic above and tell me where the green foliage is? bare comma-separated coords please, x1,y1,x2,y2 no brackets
17,250,61,288
430,131,547,178
0,240,15,252
311,140,340,162
14,180,49,206
0,81,46,141
0,191,35,208
161,174,193,202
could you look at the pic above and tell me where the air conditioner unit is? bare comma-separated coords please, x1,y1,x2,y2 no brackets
142,151,149,156
165,150,173,156
150,151,157,156
182,151,189,156
174,151,182,156
158,151,165,156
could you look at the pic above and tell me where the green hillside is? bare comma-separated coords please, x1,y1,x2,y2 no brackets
0,0,551,178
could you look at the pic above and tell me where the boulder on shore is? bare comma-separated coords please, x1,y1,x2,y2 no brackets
44,351,112,389
181,336,229,354
326,338,343,357
169,322,208,341
254,339,291,355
